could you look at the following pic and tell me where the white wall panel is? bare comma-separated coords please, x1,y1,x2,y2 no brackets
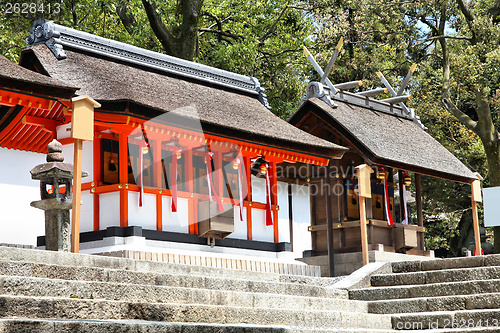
277,181,290,243
227,205,247,240
0,148,49,246
99,192,120,229
128,192,156,230
251,175,266,203
291,184,312,257
162,196,189,233
80,191,94,232
251,208,274,242
61,141,93,180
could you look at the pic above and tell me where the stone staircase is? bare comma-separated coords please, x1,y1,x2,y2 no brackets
1,246,500,332
0,246,394,332
349,255,500,332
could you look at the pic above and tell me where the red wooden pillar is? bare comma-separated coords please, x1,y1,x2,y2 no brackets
185,148,196,234
154,140,163,231
93,131,101,231
244,156,253,240
119,132,128,227
270,161,279,243
215,150,224,200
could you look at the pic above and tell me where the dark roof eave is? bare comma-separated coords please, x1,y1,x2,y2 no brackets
199,121,347,160
95,100,346,161
0,77,76,100
372,156,477,184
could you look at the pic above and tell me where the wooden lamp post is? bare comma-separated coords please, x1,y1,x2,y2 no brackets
471,172,483,256
355,164,373,266
70,96,101,253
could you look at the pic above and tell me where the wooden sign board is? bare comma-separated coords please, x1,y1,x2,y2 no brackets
471,179,482,203
71,96,101,141
483,186,500,227
355,164,373,198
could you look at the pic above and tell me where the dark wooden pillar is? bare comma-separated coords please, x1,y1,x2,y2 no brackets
398,170,405,223
415,173,424,249
325,162,335,277
309,164,317,252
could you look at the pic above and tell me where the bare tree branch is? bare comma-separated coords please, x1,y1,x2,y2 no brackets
439,3,447,35
198,28,244,40
142,0,176,55
259,48,302,57
456,0,477,44
442,98,478,131
260,5,289,41
117,0,137,34
420,16,439,35
414,35,473,46
201,12,223,41
488,0,500,22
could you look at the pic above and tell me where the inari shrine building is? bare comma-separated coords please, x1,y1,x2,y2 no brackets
0,19,347,261
289,80,479,262
0,19,481,273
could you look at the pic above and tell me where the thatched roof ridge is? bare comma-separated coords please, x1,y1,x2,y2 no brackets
0,55,76,99
22,44,347,159
290,97,476,183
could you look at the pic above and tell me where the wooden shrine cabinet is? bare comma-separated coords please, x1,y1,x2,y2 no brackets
198,201,234,239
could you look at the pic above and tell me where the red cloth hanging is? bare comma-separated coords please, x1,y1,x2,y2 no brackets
205,151,224,212
382,168,394,226
235,157,244,222
170,147,180,213
265,163,273,226
138,141,147,207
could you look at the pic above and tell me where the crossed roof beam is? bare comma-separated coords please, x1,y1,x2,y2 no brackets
303,39,425,129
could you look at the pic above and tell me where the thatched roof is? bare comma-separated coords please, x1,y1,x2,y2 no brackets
289,97,477,183
0,55,76,99
21,44,346,159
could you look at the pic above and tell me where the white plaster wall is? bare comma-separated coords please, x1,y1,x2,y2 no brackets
0,147,45,246
291,184,312,258
251,175,266,203
277,181,290,244
61,140,94,232
227,205,247,240
162,196,189,233
61,140,93,180
99,192,120,229
56,123,71,141
251,208,274,242
128,192,156,230
80,191,94,232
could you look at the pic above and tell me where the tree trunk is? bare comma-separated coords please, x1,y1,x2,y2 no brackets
141,0,202,61
480,137,500,253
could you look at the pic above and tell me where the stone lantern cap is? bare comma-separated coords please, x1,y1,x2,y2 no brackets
30,139,88,180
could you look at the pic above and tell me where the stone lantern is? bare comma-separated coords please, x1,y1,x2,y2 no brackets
30,140,87,251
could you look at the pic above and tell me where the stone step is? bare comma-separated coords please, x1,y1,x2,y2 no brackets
351,279,500,301
0,275,367,312
0,318,398,333
0,247,284,282
6,318,500,333
0,259,346,299
391,309,500,330
371,266,500,287
367,293,500,314
391,255,500,274
0,247,341,289
0,295,393,329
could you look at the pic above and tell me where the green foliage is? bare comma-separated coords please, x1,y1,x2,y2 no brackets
1,0,498,254
194,0,315,118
